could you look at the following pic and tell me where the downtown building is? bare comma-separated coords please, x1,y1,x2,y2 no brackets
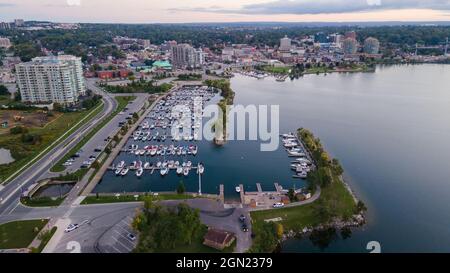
16,55,86,105
171,44,204,69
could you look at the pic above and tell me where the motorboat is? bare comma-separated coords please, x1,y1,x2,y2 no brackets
136,167,143,177
160,167,169,176
115,167,122,176
120,167,129,176
130,161,137,169
183,167,189,176
176,165,183,175
116,161,125,169
144,162,151,169
197,163,204,175
235,186,241,193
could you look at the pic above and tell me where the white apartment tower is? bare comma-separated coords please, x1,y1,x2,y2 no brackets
279,35,292,52
171,44,204,69
16,55,86,105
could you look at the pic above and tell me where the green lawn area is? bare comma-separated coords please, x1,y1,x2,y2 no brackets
0,219,49,249
21,197,65,207
305,66,332,74
81,193,201,205
0,102,103,183
51,96,135,173
149,225,235,253
30,227,57,253
0,95,12,105
251,181,357,232
260,65,292,74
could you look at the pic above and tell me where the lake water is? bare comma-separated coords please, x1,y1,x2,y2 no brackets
95,64,450,252
0,148,14,165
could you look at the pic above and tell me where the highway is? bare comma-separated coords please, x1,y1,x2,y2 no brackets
0,80,117,216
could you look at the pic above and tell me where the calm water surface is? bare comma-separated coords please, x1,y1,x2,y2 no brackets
96,64,450,252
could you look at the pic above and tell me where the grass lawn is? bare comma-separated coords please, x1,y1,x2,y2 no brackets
51,96,135,173
31,227,57,253
0,219,49,249
21,197,65,207
0,102,103,183
151,226,236,253
251,181,356,232
260,65,292,74
81,193,200,205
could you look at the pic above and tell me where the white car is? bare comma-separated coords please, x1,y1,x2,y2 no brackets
64,224,79,233
273,203,285,208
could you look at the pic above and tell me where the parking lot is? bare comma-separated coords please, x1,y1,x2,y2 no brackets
63,93,149,173
49,203,139,253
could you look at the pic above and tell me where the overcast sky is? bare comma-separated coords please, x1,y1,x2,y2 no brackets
1,0,450,23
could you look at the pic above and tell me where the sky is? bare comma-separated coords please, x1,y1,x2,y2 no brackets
1,0,450,23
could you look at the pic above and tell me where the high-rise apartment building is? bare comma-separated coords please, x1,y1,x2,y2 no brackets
279,35,292,52
342,38,358,55
16,55,86,105
364,37,380,54
0,37,11,48
171,44,204,69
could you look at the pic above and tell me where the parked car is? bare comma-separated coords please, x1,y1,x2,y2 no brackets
239,214,246,222
242,224,249,232
127,233,136,241
273,202,285,208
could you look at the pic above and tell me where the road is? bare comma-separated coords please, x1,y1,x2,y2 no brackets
0,80,117,216
61,79,149,173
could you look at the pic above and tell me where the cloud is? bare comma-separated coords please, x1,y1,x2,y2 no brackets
171,0,450,15
0,2,15,7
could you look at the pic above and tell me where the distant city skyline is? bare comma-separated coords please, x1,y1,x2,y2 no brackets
1,0,450,23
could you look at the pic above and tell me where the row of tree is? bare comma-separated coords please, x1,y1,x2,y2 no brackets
132,197,204,252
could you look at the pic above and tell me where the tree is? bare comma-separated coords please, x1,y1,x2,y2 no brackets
0,85,9,96
177,181,186,194
287,189,298,202
275,223,284,239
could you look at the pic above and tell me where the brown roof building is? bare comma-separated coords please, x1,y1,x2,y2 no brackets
203,228,236,250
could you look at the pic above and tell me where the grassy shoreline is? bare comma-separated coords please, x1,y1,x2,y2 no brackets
249,128,366,253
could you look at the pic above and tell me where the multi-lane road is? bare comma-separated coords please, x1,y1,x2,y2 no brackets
0,79,144,216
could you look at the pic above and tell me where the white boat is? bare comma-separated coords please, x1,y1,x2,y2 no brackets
144,162,150,169
235,186,241,193
120,167,129,176
130,161,137,169
117,161,125,169
136,167,143,177
156,161,162,168
115,167,122,176
197,163,204,174
160,167,169,176
176,166,183,175
183,167,189,176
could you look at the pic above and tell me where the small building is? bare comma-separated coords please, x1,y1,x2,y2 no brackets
281,195,290,205
97,71,114,79
203,228,235,250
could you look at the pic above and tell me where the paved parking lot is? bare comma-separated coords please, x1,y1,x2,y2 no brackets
48,203,139,253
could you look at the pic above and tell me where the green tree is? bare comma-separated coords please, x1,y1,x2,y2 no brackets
177,181,186,194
